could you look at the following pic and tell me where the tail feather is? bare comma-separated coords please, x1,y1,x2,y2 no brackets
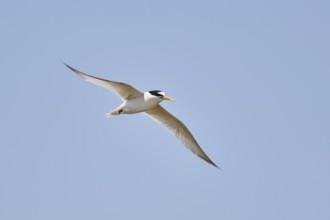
105,112,116,118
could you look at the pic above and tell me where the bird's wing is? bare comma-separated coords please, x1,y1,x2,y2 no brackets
145,105,218,168
65,64,142,100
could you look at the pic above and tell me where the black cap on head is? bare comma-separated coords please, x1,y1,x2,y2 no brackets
149,90,164,97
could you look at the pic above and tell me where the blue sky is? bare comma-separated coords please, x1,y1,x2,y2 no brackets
1,0,329,219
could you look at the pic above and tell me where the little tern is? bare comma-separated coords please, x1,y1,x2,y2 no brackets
65,64,218,168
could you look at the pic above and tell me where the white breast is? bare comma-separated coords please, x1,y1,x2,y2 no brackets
122,92,161,114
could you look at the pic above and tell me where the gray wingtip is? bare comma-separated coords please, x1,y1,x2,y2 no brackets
63,62,77,73
205,158,221,170
63,62,88,80
197,150,220,169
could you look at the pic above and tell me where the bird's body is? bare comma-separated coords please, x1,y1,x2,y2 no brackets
65,64,218,168
109,92,163,116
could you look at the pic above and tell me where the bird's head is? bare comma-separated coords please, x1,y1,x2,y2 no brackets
149,90,174,102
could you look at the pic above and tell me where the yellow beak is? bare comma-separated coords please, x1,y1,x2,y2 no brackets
163,95,174,102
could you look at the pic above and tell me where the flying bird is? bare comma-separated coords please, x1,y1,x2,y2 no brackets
65,64,218,168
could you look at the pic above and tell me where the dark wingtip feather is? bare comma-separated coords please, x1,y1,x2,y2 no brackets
206,159,221,170
63,62,77,72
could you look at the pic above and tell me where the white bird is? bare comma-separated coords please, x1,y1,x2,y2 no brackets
65,64,218,168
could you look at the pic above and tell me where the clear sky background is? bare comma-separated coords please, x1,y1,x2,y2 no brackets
1,0,329,219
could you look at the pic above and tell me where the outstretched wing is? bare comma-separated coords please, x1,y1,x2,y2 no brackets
145,105,218,168
65,64,142,100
